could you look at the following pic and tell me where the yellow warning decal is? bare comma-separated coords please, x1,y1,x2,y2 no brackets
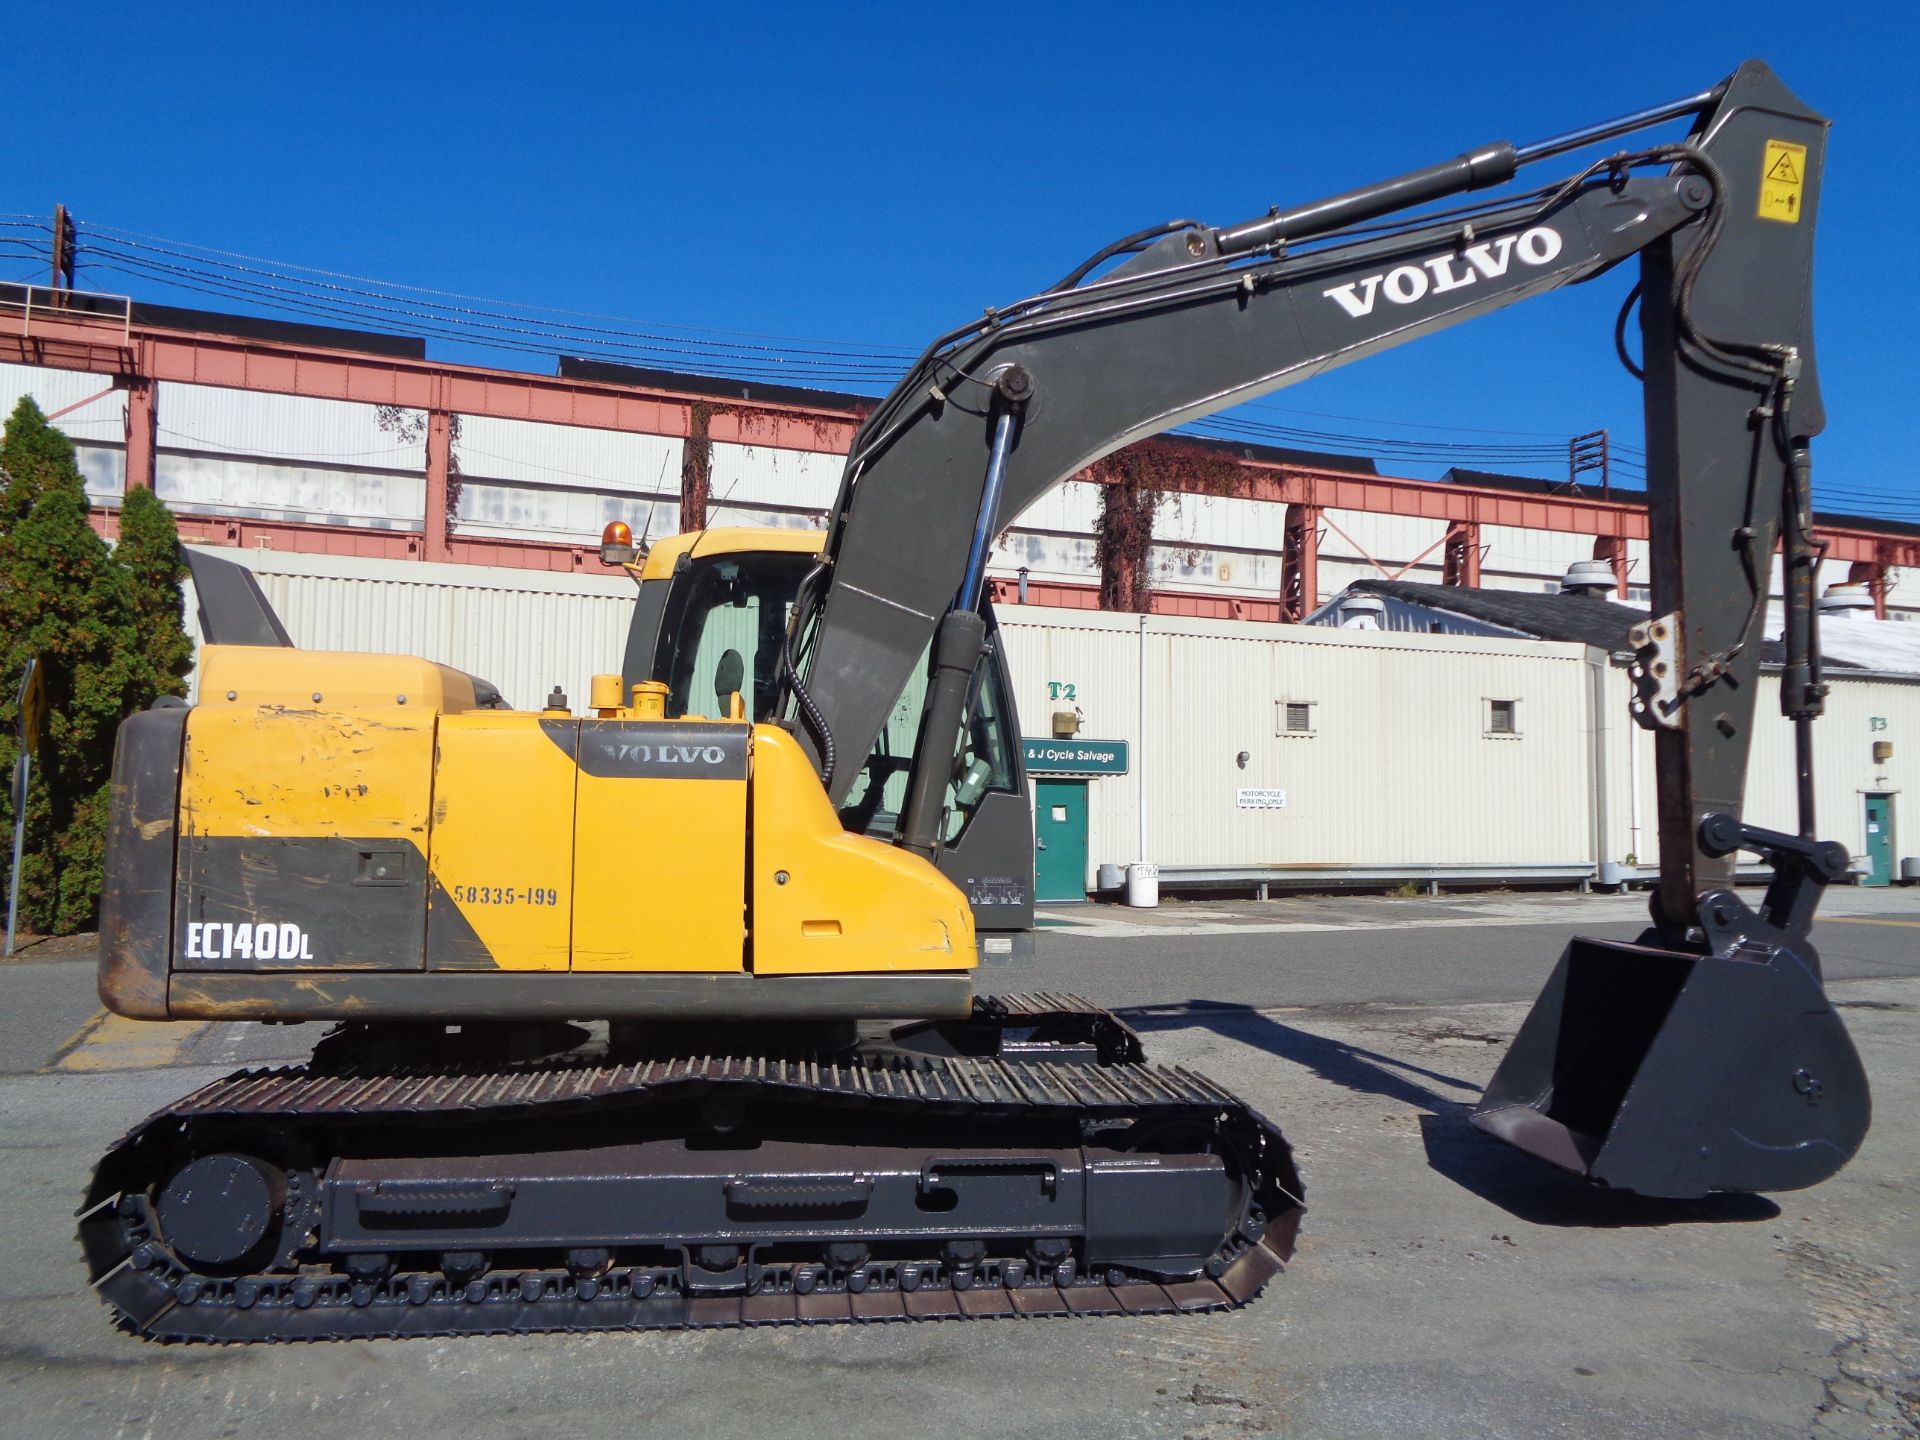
1758,139,1806,224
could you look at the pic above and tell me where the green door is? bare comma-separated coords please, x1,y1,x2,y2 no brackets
1033,779,1090,903
1863,794,1895,887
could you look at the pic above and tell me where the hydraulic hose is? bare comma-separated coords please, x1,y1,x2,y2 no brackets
778,561,836,786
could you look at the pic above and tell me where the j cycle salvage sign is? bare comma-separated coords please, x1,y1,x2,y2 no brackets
1022,739,1129,776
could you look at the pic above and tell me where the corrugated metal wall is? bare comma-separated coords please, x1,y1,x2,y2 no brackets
707,441,838,516
983,490,1632,603
155,383,425,531
1593,664,1920,876
455,414,682,546
997,608,1600,882
2,364,1914,625
1,364,1892,625
186,547,635,712
0,361,127,500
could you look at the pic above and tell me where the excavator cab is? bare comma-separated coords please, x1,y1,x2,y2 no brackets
621,527,1037,962
623,527,821,724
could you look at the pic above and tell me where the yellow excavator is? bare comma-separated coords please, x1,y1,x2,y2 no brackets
82,61,1868,1340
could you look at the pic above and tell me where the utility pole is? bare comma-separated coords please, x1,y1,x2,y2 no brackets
1569,429,1610,498
6,659,46,958
49,205,77,296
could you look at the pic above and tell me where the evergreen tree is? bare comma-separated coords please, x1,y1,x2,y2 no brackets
0,394,79,530
0,398,193,935
118,485,193,698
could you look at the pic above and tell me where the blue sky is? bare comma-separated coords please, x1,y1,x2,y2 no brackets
5,2,1916,518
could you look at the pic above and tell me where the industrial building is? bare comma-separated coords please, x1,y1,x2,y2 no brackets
3,290,1915,897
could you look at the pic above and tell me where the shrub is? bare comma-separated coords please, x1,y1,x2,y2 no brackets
0,397,192,935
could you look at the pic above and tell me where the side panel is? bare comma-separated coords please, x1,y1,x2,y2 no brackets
426,714,577,971
569,719,749,973
939,609,1035,934
174,702,435,971
752,725,975,976
97,705,189,1018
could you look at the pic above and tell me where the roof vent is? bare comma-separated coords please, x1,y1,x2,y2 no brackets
1560,559,1617,596
1818,582,1876,619
1338,594,1385,630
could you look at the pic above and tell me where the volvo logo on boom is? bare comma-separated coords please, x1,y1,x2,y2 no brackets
1323,226,1564,319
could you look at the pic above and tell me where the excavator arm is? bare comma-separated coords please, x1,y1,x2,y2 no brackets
782,61,1865,1195
795,63,1821,895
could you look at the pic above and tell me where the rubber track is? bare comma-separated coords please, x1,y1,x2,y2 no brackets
80,995,1302,1342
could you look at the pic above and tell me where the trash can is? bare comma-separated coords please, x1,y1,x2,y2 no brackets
1096,863,1125,893
1126,862,1159,909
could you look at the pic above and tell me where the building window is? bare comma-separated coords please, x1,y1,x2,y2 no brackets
1276,700,1315,736
1486,698,1519,736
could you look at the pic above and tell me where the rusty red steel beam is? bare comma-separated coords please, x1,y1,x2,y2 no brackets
124,376,157,492
0,313,862,454
989,577,1288,622
87,511,622,576
1803,528,1920,567
1087,459,1910,568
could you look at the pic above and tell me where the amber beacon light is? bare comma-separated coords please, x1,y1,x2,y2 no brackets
599,520,638,566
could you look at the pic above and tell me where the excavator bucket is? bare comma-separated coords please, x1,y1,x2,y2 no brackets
1471,931,1870,1198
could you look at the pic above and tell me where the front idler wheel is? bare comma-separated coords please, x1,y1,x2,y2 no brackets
154,1152,287,1275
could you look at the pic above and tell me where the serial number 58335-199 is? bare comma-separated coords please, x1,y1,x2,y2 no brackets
452,884,560,907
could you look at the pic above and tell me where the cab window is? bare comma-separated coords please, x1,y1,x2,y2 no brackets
651,552,814,721
838,633,1020,844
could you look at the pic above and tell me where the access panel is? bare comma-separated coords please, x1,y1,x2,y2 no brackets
569,719,749,972
425,713,576,971
175,703,435,971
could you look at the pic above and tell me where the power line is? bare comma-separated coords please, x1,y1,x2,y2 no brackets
81,245,908,375
1238,395,1647,455
61,217,1646,451
81,219,915,351
81,252,905,386
77,228,916,367
20,210,1915,525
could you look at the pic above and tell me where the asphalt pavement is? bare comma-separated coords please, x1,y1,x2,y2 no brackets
1,889,1914,1440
